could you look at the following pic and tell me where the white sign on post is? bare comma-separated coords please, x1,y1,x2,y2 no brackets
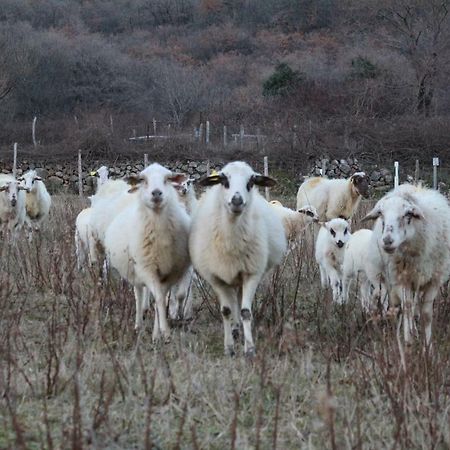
433,157,439,190
433,157,440,167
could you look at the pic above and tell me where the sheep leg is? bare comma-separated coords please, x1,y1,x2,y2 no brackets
176,267,194,320
241,275,260,357
148,283,171,343
401,287,416,344
422,285,438,347
341,272,352,304
211,282,238,356
319,264,328,288
134,285,147,331
328,268,343,304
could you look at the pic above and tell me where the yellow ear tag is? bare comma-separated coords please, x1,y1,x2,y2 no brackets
211,169,219,176
90,171,97,176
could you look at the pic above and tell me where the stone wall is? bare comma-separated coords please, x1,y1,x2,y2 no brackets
1,157,395,195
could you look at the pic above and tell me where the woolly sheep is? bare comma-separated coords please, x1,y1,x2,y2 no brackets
315,218,351,303
104,163,191,341
75,166,126,270
0,174,27,238
20,170,51,235
174,177,198,215
296,172,369,221
269,200,319,241
189,161,287,357
341,229,387,313
362,184,450,345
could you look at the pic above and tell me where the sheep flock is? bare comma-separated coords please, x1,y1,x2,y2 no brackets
3,162,450,354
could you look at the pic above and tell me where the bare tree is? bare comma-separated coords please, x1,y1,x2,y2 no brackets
379,0,450,116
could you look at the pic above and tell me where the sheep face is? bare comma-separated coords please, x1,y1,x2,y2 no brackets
20,170,42,192
323,218,350,248
174,178,195,196
127,163,186,211
351,172,369,198
199,161,276,216
0,180,26,207
363,196,423,254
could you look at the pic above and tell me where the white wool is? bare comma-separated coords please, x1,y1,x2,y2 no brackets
296,173,368,221
315,218,351,303
104,163,191,341
0,174,26,238
364,184,450,344
189,161,287,356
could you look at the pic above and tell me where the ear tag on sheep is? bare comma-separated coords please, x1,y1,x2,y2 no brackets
198,174,223,187
90,171,97,176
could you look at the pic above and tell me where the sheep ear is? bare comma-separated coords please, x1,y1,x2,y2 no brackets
167,173,187,185
297,205,319,221
34,176,42,181
198,174,224,187
252,175,277,188
126,175,143,193
405,206,424,220
361,206,381,222
0,186,7,192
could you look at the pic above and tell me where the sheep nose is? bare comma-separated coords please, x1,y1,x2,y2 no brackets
337,240,344,248
383,235,393,246
231,193,243,207
11,198,16,207
152,189,162,199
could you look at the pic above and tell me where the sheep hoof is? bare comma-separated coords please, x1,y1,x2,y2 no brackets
225,346,236,357
245,347,256,359
232,327,240,341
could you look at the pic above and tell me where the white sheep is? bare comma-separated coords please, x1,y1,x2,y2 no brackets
296,172,369,221
104,163,191,341
189,161,287,357
362,184,450,345
341,229,387,313
19,170,52,236
269,200,319,242
0,174,27,238
315,218,351,303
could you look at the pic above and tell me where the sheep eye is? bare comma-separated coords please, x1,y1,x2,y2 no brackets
247,176,255,191
344,228,348,235
220,176,230,189
330,229,336,237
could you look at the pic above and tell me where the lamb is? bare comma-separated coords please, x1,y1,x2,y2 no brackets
341,229,387,313
269,200,319,241
0,174,27,238
104,163,191,341
296,172,369,221
19,170,52,236
189,161,287,357
315,218,351,303
362,184,450,345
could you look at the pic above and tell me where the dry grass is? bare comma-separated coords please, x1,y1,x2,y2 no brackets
1,196,450,449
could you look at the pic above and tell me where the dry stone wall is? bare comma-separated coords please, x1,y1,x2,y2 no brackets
1,158,395,195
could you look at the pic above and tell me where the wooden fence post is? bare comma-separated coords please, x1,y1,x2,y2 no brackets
144,153,148,167
78,150,83,197
199,123,203,142
223,125,227,147
206,120,210,145
414,159,420,184
394,161,399,189
206,160,211,176
32,117,37,148
153,118,157,136
264,156,270,201
240,125,244,149
13,143,17,178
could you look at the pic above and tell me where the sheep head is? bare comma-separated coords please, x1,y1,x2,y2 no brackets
322,218,350,249
19,170,42,191
126,163,186,211
362,195,424,254
350,172,369,198
0,180,27,207
198,161,276,216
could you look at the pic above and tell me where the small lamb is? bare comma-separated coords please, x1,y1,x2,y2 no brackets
0,174,27,238
341,228,387,313
315,218,351,303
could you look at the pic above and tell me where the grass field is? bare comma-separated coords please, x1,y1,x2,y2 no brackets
1,195,450,449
